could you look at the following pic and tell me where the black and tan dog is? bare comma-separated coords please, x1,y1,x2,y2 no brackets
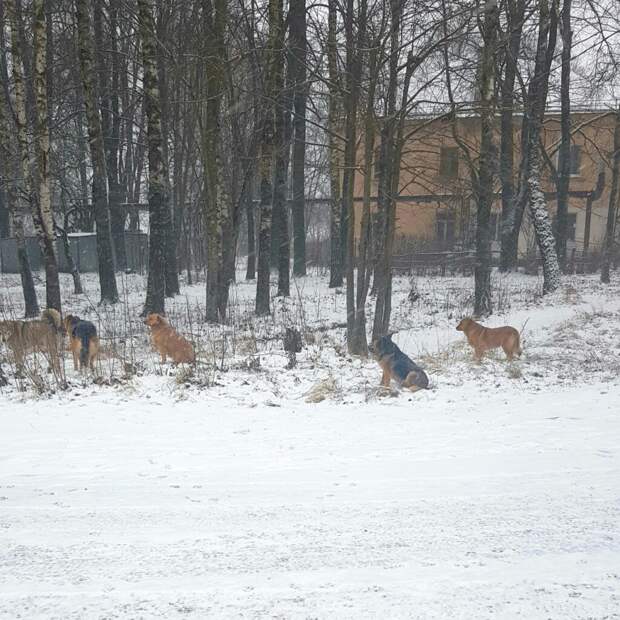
370,333,429,392
0,308,64,371
64,314,99,372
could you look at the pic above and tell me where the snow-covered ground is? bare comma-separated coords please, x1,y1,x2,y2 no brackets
1,269,619,618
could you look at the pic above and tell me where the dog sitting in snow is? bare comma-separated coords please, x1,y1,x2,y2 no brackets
144,313,195,364
64,314,99,372
369,333,429,392
456,317,522,361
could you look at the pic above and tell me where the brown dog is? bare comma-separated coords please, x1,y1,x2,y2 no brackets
0,309,64,371
456,317,522,361
64,314,99,372
144,313,195,364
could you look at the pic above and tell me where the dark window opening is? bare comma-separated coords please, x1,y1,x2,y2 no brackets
436,210,456,244
439,146,459,179
569,145,582,176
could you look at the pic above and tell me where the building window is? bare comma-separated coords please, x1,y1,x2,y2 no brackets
558,144,582,176
569,145,582,176
567,213,577,241
373,144,382,179
489,212,501,241
436,210,456,244
553,212,577,241
439,146,459,179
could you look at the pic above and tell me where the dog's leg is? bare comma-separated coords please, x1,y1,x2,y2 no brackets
474,348,484,362
380,368,391,387
160,352,167,364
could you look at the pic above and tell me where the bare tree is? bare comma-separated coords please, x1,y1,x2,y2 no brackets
524,0,561,294
601,108,620,284
498,0,526,272
290,0,307,277
473,0,499,317
327,0,343,289
256,0,283,316
555,0,572,270
0,34,39,317
75,0,119,304
201,0,230,322
138,0,170,315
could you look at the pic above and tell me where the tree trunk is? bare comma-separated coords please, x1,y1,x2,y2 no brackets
246,191,256,280
601,109,620,284
0,69,39,317
555,0,572,270
273,43,292,298
94,0,127,271
255,0,282,316
327,0,343,288
474,0,499,317
32,0,62,312
526,0,561,294
138,0,170,315
155,2,179,297
202,0,230,322
499,0,525,272
343,0,366,352
507,0,558,271
75,0,119,304
371,0,403,344
290,0,307,277
350,44,378,356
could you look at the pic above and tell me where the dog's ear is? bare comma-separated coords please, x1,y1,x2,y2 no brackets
386,330,397,339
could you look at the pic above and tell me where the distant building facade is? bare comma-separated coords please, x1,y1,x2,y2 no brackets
353,110,617,259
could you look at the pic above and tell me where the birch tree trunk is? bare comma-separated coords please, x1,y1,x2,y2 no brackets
137,0,170,315
75,0,119,304
555,0,572,270
0,45,39,317
474,0,499,317
601,109,620,284
32,0,61,312
526,0,561,294
508,0,558,273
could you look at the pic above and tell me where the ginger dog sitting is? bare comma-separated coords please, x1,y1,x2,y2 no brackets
144,313,195,364
456,317,522,361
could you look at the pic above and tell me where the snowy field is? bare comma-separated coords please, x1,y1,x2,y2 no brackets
1,269,619,618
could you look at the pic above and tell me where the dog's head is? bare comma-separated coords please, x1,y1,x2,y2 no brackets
64,314,80,333
42,308,65,334
144,313,166,328
456,317,472,332
369,332,398,359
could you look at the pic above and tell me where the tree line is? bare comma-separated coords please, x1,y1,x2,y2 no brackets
0,0,618,355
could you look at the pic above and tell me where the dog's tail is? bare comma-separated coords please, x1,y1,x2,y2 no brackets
78,323,97,369
517,318,528,357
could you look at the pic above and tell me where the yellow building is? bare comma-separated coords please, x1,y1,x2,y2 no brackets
353,110,617,260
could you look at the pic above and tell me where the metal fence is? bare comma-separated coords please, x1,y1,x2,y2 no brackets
0,232,148,274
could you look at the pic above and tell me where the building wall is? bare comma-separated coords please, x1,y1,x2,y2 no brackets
353,111,616,256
